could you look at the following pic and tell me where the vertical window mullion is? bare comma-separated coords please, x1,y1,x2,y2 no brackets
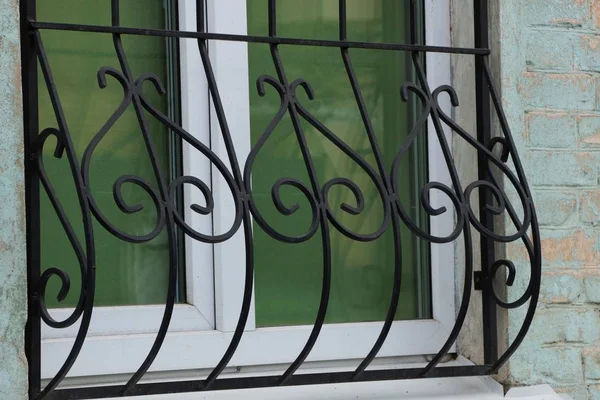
204,0,254,332
179,0,216,327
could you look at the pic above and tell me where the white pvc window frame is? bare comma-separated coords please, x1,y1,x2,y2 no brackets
41,0,455,383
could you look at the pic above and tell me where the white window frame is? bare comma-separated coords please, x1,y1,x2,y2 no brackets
41,0,455,383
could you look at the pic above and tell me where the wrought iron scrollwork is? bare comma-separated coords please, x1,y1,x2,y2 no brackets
23,0,542,398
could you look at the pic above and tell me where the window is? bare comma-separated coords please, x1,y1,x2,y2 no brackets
24,0,542,398
40,0,451,380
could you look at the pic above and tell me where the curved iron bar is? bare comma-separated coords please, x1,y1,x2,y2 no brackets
293,90,391,242
83,1,181,394
195,0,255,388
390,83,465,244
243,75,321,244
265,42,333,385
433,85,533,243
80,67,168,244
337,39,404,379
34,32,98,399
36,128,87,329
400,52,474,378
482,60,541,373
483,138,536,310
139,86,244,244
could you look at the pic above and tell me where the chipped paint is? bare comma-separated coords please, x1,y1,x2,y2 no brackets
578,114,600,147
575,153,595,175
581,191,600,224
582,35,600,50
541,230,597,265
593,0,600,29
0,0,28,398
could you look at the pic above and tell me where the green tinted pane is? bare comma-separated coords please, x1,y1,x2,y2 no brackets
248,0,431,327
39,1,181,307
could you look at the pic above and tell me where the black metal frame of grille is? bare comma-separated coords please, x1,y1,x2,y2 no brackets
20,0,542,399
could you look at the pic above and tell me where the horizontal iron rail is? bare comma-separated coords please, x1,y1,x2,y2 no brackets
28,20,491,55
44,365,493,400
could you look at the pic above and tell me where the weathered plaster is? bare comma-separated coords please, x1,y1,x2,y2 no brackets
450,0,508,380
450,0,484,366
0,0,28,398
499,0,600,398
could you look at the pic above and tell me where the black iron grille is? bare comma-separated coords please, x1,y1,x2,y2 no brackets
21,0,542,399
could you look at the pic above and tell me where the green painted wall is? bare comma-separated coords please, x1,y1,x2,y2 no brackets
0,0,28,399
500,0,600,398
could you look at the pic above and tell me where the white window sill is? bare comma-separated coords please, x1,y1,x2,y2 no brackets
117,377,468,400
116,379,570,400
66,357,567,400
65,357,570,400
114,373,569,400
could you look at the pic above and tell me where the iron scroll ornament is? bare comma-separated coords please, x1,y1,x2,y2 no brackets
25,0,542,398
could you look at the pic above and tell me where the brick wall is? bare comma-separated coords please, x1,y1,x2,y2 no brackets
501,1,600,398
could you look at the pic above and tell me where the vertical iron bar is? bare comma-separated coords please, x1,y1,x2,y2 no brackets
408,0,431,320
339,0,404,379
410,52,474,378
22,0,41,396
195,4,251,385
409,0,419,45
35,31,100,399
267,45,332,385
474,0,498,364
407,2,474,377
268,0,276,37
107,2,180,394
339,0,346,40
165,0,186,303
196,0,205,33
263,5,333,381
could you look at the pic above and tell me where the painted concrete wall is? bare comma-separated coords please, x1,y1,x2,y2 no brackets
501,1,600,399
450,0,485,367
0,0,28,399
450,0,512,379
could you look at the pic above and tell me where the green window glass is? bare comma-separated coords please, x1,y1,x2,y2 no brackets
39,1,183,308
248,0,431,327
